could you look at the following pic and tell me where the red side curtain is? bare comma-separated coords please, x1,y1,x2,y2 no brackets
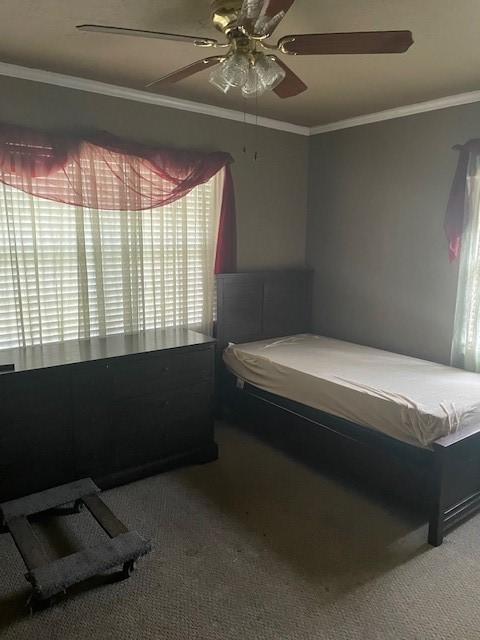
215,164,237,274
0,123,236,273
445,139,480,261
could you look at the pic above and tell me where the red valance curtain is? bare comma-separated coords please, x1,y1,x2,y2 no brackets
445,139,480,262
0,122,236,273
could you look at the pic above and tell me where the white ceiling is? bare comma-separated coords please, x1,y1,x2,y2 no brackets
1,0,480,127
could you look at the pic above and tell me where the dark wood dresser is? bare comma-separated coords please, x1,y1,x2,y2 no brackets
0,328,216,502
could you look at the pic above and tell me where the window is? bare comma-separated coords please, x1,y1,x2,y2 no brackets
0,172,222,350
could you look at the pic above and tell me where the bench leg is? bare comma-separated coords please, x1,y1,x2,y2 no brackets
73,499,84,514
120,560,136,580
27,591,58,615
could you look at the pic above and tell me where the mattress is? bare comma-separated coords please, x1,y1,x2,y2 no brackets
223,334,480,447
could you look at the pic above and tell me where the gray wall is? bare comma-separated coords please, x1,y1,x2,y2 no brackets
307,104,480,365
3,74,476,364
0,75,308,271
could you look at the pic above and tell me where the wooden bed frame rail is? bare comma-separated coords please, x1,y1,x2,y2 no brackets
216,270,480,546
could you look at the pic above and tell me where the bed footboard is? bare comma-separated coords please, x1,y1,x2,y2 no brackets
429,426,480,546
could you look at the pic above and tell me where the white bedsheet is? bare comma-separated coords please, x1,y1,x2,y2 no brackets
223,334,480,447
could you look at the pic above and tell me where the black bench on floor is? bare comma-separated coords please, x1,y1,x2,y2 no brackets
1,478,152,610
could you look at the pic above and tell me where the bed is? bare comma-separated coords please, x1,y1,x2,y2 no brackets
216,270,480,546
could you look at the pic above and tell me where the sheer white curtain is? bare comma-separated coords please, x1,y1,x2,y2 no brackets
0,156,223,350
451,153,480,370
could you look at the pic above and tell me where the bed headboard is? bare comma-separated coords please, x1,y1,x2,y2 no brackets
216,270,313,350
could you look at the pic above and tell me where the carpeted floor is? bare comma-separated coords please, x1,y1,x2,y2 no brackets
1,422,480,640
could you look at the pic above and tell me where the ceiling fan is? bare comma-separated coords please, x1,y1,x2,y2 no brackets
77,0,414,99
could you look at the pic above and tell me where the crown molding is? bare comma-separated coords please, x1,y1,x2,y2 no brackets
310,89,480,135
0,61,310,137
1,60,480,138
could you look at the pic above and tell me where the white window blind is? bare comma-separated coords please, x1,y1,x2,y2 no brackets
0,171,222,350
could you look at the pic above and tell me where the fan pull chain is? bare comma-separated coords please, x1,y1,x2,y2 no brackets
242,97,247,154
240,87,260,160
254,90,259,161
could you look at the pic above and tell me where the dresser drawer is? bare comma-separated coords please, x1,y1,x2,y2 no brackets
0,413,74,501
112,381,213,470
71,363,117,479
0,369,74,500
0,369,70,424
110,346,213,400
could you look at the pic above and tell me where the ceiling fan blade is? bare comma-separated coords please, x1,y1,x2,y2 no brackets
237,0,265,33
251,0,295,36
270,56,307,98
278,30,414,55
146,56,224,89
76,24,218,47
263,0,296,17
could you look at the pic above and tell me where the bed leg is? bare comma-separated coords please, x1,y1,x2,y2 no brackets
428,449,446,547
428,510,444,546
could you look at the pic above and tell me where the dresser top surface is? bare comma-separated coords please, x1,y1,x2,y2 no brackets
0,328,214,374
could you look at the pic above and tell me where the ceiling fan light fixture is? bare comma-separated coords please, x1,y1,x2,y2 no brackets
224,51,250,86
241,65,265,98
254,53,286,90
208,63,233,93
209,51,286,97
240,53,286,98
209,51,249,91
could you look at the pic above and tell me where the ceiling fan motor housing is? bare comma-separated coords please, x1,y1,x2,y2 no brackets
211,0,244,35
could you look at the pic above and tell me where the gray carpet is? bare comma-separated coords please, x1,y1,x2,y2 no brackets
1,422,480,640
